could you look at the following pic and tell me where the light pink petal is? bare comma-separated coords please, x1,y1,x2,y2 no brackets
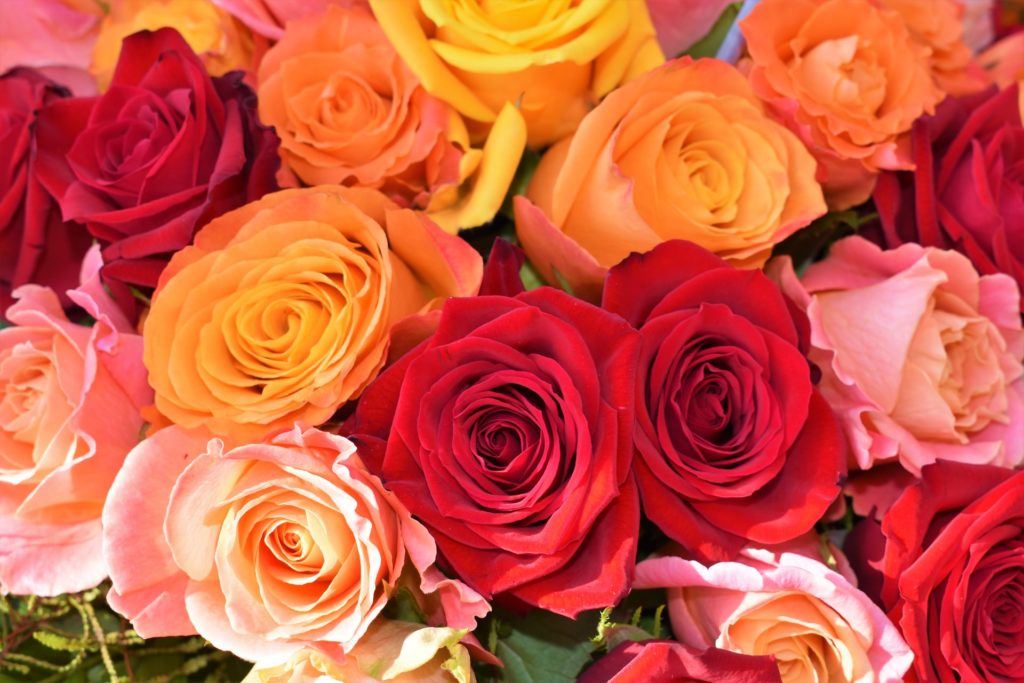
646,0,738,57
0,516,105,596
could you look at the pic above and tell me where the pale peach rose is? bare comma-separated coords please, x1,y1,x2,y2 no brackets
242,620,474,682
740,0,945,209
258,6,520,231
0,0,99,94
91,0,257,90
635,547,913,683
0,246,151,596
516,58,825,302
143,186,482,443
103,425,488,662
214,0,367,40
368,0,664,149
770,236,1024,475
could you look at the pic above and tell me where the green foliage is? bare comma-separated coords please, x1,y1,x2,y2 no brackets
0,585,249,683
477,609,601,683
684,3,743,59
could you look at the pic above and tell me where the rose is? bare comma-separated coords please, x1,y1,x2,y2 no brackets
103,425,488,662
578,641,782,683
635,548,914,683
349,288,641,616
214,0,366,40
90,0,257,91
771,236,1024,477
845,462,1024,682
740,0,945,209
0,247,151,596
242,620,474,683
143,185,482,443
34,28,280,317
515,58,825,302
0,0,100,94
872,84,1024,311
368,0,664,148
961,0,997,52
645,0,737,58
0,67,93,317
603,240,845,561
257,5,521,232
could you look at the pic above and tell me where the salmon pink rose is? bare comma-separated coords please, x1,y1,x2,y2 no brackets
741,0,945,209
214,0,366,40
144,185,482,443
771,237,1024,476
516,58,826,302
0,0,100,94
0,246,151,596
645,0,736,58
349,288,641,616
103,426,488,662
603,240,845,561
579,641,782,683
635,548,913,683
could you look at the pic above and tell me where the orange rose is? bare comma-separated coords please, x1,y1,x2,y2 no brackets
92,0,256,90
741,0,945,209
368,0,664,149
258,5,522,232
515,58,826,302
143,186,482,442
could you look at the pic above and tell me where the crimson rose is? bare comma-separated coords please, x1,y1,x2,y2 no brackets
350,288,641,616
0,68,91,316
578,641,782,683
602,240,845,561
35,28,279,316
872,84,1024,310
846,462,1024,682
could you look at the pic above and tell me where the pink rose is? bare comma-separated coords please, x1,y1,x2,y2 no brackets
0,0,99,94
0,246,150,595
212,0,366,39
635,547,913,683
102,425,488,663
770,236,1024,476
644,0,736,57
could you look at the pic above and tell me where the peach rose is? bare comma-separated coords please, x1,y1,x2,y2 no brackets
368,0,664,148
0,0,100,94
257,5,522,232
213,0,366,40
0,247,151,596
143,186,482,443
91,0,256,90
770,237,1024,475
515,58,826,302
635,548,913,683
242,620,474,682
103,426,488,662
741,0,945,209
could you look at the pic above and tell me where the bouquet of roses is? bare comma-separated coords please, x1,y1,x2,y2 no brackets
1,0,1023,681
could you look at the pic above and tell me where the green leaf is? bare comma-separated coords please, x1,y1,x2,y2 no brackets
684,3,742,59
488,609,600,683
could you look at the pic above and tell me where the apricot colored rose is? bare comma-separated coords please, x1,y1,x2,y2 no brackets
143,186,482,442
515,58,826,302
91,0,256,90
103,426,488,661
741,0,945,209
258,5,522,231
368,0,664,149
0,247,151,596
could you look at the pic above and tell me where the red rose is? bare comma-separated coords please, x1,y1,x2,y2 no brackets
0,68,92,317
603,240,845,561
872,84,1024,311
846,462,1024,682
579,641,782,683
349,288,641,616
34,28,279,316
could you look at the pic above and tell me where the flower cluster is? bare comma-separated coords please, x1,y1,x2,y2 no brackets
1,1,1022,682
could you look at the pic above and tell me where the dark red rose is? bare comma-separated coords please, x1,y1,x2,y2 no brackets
0,68,92,317
34,28,279,317
602,240,845,562
872,84,1024,311
349,288,641,616
846,462,1024,682
579,641,782,683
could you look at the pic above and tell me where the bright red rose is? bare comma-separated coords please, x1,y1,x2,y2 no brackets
846,462,1024,682
34,28,279,316
872,84,1024,311
349,288,641,617
579,641,782,683
0,68,92,317
602,241,845,562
